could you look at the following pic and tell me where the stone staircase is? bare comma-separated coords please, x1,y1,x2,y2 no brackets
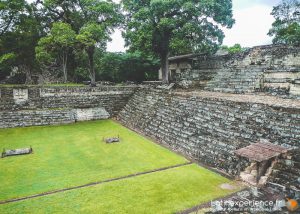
263,69,300,97
204,67,264,93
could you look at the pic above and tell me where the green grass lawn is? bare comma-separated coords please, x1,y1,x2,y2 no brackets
0,120,187,201
0,120,240,213
0,164,239,214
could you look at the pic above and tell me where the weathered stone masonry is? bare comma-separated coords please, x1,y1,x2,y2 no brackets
0,86,136,128
118,88,300,193
175,45,300,98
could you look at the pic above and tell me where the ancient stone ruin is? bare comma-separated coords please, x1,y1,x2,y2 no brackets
2,147,33,158
163,44,300,98
105,137,120,144
0,86,136,128
0,44,299,199
235,140,288,186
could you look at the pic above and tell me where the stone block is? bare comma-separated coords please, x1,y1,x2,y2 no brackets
13,89,28,105
73,107,110,121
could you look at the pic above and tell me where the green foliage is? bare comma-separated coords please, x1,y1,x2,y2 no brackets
35,37,54,64
122,0,235,53
43,0,121,32
57,0,122,85
169,37,194,56
0,53,15,80
36,22,76,60
0,53,15,64
96,52,160,83
36,22,76,82
0,0,237,84
76,22,111,49
122,0,235,82
50,22,77,48
268,0,300,45
0,0,27,35
0,0,44,83
1,0,122,84
76,22,108,63
221,44,247,54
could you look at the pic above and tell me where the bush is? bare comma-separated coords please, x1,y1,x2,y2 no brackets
95,52,160,83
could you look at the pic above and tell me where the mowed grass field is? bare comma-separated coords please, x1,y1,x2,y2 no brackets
0,120,239,213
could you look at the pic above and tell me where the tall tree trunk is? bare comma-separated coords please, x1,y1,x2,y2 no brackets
22,65,32,85
87,46,96,86
161,52,169,84
62,51,68,83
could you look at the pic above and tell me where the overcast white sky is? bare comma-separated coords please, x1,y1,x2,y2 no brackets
27,0,282,52
221,0,281,48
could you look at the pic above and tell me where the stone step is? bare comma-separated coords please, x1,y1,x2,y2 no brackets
240,172,257,186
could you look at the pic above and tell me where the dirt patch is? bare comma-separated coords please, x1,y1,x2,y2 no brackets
220,183,238,190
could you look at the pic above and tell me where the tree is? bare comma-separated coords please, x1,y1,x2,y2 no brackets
0,53,15,80
221,44,247,54
42,0,122,85
95,52,160,83
76,23,108,85
0,0,44,83
122,0,235,83
268,0,300,45
0,0,27,36
36,22,76,82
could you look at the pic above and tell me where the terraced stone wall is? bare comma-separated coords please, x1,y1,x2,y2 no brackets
0,109,75,128
118,88,300,192
0,86,136,128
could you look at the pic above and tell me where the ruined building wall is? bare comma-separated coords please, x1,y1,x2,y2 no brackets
118,88,300,191
268,149,300,195
0,86,136,128
177,45,300,98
